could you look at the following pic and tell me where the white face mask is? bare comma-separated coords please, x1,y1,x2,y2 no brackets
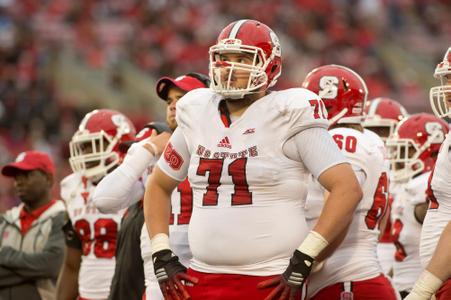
208,39,280,99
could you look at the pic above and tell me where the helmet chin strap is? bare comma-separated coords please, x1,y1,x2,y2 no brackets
328,108,348,126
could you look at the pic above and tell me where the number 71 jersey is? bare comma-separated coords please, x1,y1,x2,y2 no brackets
158,88,332,275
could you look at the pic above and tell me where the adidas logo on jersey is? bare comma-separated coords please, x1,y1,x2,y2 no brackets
242,128,255,135
217,136,232,149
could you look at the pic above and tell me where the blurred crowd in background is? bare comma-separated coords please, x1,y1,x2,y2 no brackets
0,0,449,211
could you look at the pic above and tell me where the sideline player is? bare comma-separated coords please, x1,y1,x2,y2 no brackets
56,109,136,300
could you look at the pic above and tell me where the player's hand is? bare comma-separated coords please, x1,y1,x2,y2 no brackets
142,130,171,156
257,250,314,300
152,249,198,300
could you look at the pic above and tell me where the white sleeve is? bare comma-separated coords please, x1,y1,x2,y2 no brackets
156,127,191,182
93,143,157,213
283,127,348,179
354,168,367,185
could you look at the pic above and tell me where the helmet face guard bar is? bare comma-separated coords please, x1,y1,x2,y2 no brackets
430,81,451,118
209,42,270,99
69,130,120,181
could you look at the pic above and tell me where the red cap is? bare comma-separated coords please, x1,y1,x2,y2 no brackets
156,75,207,101
2,151,55,177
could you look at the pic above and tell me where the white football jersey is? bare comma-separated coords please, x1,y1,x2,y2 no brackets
157,88,341,276
364,129,396,274
420,132,451,267
306,127,388,297
391,172,429,292
60,173,123,299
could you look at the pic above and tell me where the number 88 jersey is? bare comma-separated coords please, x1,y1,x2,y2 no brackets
61,173,124,299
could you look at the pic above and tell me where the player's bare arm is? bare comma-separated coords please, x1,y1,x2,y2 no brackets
314,163,363,246
144,166,197,299
144,166,178,238
56,246,82,300
406,222,451,300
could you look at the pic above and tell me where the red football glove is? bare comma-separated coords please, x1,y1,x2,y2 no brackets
257,250,314,300
152,249,198,300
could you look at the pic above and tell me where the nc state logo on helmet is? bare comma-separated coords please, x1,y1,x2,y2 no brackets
69,109,136,181
209,19,282,99
386,113,448,182
302,64,368,126
363,97,409,141
430,47,451,119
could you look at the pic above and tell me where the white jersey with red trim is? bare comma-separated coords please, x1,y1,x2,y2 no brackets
157,87,342,276
364,129,396,274
420,132,451,267
60,173,124,299
306,127,387,297
391,172,429,292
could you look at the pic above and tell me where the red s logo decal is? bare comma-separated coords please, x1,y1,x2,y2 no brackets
164,143,184,170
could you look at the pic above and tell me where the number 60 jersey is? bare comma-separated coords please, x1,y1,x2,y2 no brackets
157,87,345,276
305,127,387,296
61,173,123,300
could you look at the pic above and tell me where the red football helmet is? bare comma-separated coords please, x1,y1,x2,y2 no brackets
209,19,282,99
386,113,448,182
302,64,368,125
69,109,136,181
430,47,451,118
363,97,409,141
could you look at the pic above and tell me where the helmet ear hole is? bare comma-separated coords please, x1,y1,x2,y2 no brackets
271,65,277,73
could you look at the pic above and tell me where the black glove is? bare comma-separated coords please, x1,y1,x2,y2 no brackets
152,249,198,300
257,250,314,300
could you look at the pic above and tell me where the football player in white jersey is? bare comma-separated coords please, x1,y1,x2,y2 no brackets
363,97,409,276
56,109,136,300
92,73,209,300
418,46,451,299
302,65,398,299
387,113,448,298
144,19,363,300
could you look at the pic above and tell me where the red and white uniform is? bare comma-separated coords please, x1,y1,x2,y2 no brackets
420,133,451,267
365,129,396,275
306,127,390,297
157,87,344,276
391,172,429,293
61,173,123,300
93,140,192,300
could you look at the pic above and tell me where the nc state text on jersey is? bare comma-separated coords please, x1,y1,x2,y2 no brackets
196,145,259,159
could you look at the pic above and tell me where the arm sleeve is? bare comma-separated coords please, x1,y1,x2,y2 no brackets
0,212,66,280
62,219,82,250
156,127,191,182
93,142,153,213
283,127,348,179
0,266,28,287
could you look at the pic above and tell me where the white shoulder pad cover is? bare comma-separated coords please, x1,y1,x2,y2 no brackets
329,127,381,174
405,172,430,206
60,173,81,204
271,88,329,140
175,88,218,131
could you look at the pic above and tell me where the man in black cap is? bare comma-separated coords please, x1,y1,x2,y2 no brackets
0,151,66,300
93,72,210,300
